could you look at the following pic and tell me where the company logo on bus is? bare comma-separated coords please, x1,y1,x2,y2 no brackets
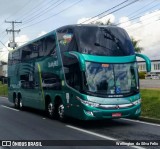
116,105,119,109
48,61,58,68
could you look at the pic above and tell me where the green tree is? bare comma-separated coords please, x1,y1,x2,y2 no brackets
93,19,115,26
130,37,143,53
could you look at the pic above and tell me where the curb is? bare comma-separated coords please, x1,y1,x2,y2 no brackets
139,116,160,124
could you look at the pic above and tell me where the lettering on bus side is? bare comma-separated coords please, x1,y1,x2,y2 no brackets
48,61,58,68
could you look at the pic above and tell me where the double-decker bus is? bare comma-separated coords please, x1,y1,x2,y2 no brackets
8,25,151,121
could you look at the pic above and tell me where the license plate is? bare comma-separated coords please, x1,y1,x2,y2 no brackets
112,113,122,117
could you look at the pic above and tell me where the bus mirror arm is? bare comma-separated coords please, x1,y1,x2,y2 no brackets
65,51,86,71
136,53,151,72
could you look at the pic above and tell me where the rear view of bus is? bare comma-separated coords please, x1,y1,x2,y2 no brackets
57,25,151,120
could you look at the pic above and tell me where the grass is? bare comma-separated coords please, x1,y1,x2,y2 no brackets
0,83,8,96
141,89,160,119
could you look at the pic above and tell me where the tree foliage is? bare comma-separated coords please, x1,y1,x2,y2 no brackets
92,19,115,26
130,37,143,53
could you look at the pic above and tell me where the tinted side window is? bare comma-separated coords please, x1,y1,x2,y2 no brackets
21,45,32,60
29,41,40,59
57,28,78,52
41,73,61,90
21,35,57,61
20,74,34,89
75,26,134,56
63,56,82,91
21,40,43,61
44,35,56,56
39,39,45,57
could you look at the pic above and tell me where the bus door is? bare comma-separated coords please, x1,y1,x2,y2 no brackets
63,60,82,117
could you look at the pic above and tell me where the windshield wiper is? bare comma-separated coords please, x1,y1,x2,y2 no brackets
101,28,124,53
94,42,111,50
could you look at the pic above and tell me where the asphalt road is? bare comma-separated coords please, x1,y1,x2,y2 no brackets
140,79,160,88
0,97,160,149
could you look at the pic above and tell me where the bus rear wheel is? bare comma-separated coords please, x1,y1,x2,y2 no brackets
19,98,23,110
57,102,66,122
47,102,56,119
14,98,20,109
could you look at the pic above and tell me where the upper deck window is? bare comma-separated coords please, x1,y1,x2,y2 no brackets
57,28,78,52
75,26,134,56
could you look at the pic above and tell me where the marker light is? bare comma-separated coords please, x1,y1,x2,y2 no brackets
132,98,141,105
76,96,99,107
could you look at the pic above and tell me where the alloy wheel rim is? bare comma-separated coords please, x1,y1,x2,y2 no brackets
58,104,64,118
20,99,22,108
48,103,53,116
15,98,18,106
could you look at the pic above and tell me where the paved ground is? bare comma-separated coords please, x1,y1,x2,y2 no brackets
0,97,160,149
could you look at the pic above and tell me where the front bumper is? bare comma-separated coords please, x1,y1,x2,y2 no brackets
81,103,141,120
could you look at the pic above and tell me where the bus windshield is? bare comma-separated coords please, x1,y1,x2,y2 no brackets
84,62,139,97
75,26,134,56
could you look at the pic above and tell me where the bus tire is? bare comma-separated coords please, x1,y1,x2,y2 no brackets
14,97,20,109
47,101,56,119
19,97,23,110
57,102,66,122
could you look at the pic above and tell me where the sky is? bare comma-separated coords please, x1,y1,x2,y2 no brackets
0,0,160,62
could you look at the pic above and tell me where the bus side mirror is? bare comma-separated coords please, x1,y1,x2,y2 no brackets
136,53,151,72
64,51,86,71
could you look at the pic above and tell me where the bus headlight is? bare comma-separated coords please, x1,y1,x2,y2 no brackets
132,98,141,105
76,96,99,107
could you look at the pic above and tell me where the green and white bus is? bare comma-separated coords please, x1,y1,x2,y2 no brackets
8,25,151,121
